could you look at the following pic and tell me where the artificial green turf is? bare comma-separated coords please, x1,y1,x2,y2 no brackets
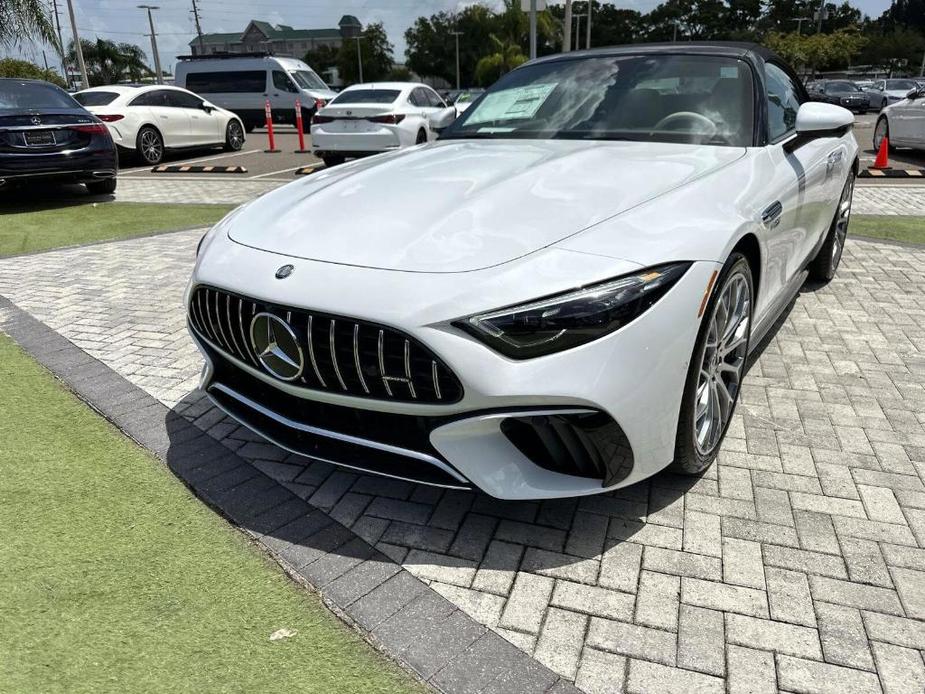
0,334,422,694
852,214,925,245
0,202,233,257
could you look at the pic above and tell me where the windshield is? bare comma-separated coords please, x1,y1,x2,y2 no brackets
825,81,859,93
441,54,755,146
0,81,79,110
74,90,120,106
290,70,328,91
886,79,915,91
330,89,401,105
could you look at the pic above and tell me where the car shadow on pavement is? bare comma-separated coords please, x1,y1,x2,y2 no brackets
0,183,114,210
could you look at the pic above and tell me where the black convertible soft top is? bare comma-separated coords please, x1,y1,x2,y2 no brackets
530,41,784,66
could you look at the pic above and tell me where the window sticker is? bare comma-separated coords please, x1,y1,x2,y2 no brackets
720,66,738,78
466,83,557,125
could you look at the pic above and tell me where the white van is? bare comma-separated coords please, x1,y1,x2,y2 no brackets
175,54,337,131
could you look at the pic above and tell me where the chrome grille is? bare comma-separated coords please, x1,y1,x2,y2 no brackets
188,285,463,404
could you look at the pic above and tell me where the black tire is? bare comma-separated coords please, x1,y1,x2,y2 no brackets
85,177,117,195
224,119,245,152
322,155,345,168
415,129,427,144
673,253,753,475
136,126,164,165
873,116,896,153
808,174,854,283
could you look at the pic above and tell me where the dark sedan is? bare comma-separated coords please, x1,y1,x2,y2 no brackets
0,79,117,194
806,80,870,114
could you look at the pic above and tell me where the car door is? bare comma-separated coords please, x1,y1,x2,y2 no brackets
168,89,221,145
421,87,457,136
270,70,300,120
759,62,841,311
889,89,925,145
136,89,190,148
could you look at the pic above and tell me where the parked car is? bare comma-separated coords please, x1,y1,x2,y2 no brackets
188,42,857,499
806,80,870,113
73,85,245,165
453,89,485,113
310,82,457,168
873,82,925,152
0,78,117,194
175,54,335,132
866,78,920,110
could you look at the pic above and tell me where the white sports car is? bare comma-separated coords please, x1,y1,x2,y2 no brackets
188,43,858,500
73,85,245,165
874,83,925,153
310,82,457,168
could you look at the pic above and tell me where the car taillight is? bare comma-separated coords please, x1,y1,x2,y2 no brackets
97,114,124,122
312,115,334,125
69,123,108,133
314,98,326,109
369,114,405,125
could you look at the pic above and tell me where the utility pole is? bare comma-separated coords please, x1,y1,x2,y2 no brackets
672,20,680,41
451,30,462,89
353,36,363,83
64,0,88,90
138,6,162,84
191,0,205,55
586,0,592,50
563,0,573,52
529,0,537,60
51,0,68,87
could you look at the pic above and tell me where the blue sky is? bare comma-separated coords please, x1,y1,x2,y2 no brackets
10,0,894,75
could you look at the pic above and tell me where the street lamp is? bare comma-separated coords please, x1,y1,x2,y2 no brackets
137,5,162,84
451,30,463,90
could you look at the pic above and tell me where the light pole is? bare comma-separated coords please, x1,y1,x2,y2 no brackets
353,35,363,83
451,30,463,89
138,5,163,84
586,0,593,50
64,0,88,90
672,19,682,42
529,0,537,60
563,0,573,52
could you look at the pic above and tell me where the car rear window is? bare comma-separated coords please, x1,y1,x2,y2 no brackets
184,70,266,93
0,81,78,110
330,89,401,105
74,91,120,106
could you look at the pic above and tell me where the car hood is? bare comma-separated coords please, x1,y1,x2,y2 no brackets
227,139,746,273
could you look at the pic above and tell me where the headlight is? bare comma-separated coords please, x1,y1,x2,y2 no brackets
458,262,691,359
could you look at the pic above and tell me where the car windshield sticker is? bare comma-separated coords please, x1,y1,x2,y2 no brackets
467,83,557,125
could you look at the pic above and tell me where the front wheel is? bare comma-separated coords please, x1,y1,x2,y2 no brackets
673,254,753,475
873,117,895,153
808,174,854,282
136,126,163,165
224,120,245,151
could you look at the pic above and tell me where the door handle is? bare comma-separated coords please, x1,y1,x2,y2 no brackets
761,201,782,229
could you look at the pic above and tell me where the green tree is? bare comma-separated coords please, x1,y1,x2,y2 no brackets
474,35,527,86
302,43,338,76
337,22,393,84
387,65,413,81
765,29,867,74
67,38,151,86
857,27,925,75
0,57,65,86
0,0,57,50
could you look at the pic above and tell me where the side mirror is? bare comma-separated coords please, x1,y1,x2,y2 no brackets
432,106,458,131
795,101,853,137
201,101,215,113
907,88,924,100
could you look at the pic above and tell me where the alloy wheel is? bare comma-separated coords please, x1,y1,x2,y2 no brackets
874,119,888,150
228,121,244,150
831,176,853,270
694,271,751,456
140,129,162,164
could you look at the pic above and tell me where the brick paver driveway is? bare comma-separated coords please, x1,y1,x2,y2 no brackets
1,229,924,693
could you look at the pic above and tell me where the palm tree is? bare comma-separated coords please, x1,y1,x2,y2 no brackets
0,0,58,50
475,35,528,86
67,38,152,86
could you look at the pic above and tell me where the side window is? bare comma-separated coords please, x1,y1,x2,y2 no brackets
167,90,202,109
765,63,802,143
130,91,165,107
425,89,444,108
272,70,298,93
409,88,426,107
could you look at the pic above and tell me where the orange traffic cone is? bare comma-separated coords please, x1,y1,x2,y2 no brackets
871,137,890,170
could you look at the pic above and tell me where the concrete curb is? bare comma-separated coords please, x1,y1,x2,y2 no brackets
0,295,579,694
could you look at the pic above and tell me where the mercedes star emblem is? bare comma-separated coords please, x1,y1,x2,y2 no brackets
249,312,304,381
275,264,294,279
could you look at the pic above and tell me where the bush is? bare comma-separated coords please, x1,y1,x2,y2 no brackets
0,58,66,87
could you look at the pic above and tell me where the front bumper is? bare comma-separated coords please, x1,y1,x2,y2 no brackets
187,240,718,499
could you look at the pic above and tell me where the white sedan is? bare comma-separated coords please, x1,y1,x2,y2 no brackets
188,43,857,500
73,85,245,165
310,82,457,168
874,84,925,152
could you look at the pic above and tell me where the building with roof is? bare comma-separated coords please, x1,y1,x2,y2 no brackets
189,16,362,57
